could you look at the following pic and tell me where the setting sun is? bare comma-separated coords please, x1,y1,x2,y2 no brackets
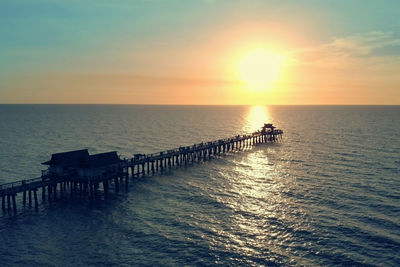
238,49,286,90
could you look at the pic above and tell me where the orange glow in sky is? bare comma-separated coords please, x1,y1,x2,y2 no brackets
1,1,399,105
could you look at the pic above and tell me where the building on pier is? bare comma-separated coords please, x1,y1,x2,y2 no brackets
41,149,89,177
41,149,123,180
80,151,123,178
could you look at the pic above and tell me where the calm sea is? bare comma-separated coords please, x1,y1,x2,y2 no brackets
0,105,399,266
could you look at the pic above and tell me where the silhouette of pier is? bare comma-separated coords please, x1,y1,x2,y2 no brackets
0,123,283,213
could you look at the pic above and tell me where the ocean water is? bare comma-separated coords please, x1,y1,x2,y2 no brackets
0,105,399,266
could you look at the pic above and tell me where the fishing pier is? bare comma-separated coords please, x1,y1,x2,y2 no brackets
0,124,283,213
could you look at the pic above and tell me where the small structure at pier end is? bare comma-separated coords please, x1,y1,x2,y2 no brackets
0,123,283,213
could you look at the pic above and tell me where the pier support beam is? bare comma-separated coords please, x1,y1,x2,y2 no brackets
103,180,109,196
12,194,17,212
29,190,32,206
34,189,38,209
89,183,94,199
114,177,119,193
53,184,57,200
48,185,52,201
125,175,129,190
1,196,5,211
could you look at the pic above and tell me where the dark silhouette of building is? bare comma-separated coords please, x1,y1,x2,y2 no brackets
42,149,123,180
261,123,275,134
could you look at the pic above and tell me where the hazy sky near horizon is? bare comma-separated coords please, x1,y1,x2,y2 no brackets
1,0,399,104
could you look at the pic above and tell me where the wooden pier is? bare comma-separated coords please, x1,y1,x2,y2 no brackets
0,124,283,213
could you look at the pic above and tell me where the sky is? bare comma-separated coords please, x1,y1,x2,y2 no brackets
1,0,399,105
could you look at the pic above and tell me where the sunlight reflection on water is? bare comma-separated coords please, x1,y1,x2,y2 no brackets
209,104,296,263
205,107,303,264
242,105,271,133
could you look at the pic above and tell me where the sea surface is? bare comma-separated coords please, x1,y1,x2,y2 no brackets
0,105,399,266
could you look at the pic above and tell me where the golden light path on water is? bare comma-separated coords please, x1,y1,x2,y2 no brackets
203,105,304,264
242,105,271,133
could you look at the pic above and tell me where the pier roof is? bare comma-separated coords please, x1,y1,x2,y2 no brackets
42,149,122,169
263,123,274,128
42,149,89,167
84,151,122,168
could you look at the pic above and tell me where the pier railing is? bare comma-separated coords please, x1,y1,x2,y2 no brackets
128,130,283,164
0,177,43,191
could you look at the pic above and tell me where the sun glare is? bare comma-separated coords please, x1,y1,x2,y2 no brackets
238,49,286,91
243,105,271,133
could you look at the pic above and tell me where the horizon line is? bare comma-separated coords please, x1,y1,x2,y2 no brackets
0,103,399,106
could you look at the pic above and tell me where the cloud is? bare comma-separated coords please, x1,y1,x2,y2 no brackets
280,31,400,104
293,31,400,69
329,31,400,57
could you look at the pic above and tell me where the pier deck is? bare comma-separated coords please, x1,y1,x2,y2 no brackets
0,125,283,213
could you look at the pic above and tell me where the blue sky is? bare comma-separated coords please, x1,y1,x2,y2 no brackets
1,0,399,104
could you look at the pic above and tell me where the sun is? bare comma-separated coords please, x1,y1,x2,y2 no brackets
238,49,286,90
